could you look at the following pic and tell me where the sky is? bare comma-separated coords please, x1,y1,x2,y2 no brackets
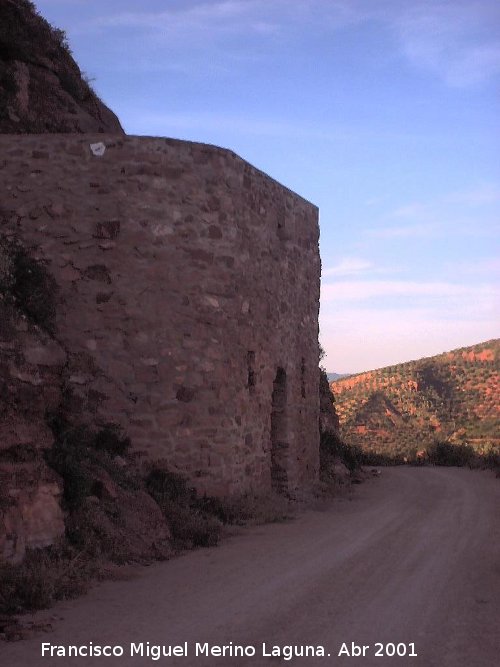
36,0,499,373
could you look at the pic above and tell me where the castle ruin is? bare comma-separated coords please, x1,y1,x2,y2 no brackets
0,134,321,499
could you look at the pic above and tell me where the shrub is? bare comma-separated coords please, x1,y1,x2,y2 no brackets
0,67,17,94
12,250,57,333
45,424,95,510
360,450,401,466
0,0,72,63
44,418,169,565
45,420,136,511
320,429,362,473
195,492,292,526
482,448,500,470
427,440,475,466
0,238,57,334
94,425,131,457
0,544,93,614
145,468,194,505
58,70,93,103
158,501,222,548
145,467,222,548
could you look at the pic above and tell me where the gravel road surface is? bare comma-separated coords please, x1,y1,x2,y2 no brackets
2,467,499,667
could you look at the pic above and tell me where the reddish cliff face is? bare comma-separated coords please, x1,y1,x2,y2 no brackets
0,0,123,134
0,256,66,563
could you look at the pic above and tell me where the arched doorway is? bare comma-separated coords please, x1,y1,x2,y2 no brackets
270,367,289,494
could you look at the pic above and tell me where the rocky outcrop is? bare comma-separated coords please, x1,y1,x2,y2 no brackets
319,368,340,434
0,0,123,134
0,464,65,565
0,298,67,564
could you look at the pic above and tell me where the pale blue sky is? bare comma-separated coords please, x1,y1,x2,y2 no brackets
36,0,499,372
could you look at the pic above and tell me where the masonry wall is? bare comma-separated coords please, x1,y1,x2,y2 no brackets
0,135,321,497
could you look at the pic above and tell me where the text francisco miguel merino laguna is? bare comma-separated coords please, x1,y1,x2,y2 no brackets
42,642,336,661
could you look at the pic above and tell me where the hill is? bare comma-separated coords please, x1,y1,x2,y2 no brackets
0,0,123,133
327,372,349,381
330,340,500,460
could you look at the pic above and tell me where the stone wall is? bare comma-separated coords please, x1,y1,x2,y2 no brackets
0,135,321,497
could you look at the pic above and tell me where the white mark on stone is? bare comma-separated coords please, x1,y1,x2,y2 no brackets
151,177,168,189
69,375,88,385
140,358,159,366
151,223,173,237
199,361,215,372
90,142,106,157
205,296,220,308
98,241,116,250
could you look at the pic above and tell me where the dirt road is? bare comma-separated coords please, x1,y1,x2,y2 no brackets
2,467,499,667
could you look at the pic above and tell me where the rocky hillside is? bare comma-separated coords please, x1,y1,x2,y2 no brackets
0,0,124,568
331,340,500,460
0,0,123,134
